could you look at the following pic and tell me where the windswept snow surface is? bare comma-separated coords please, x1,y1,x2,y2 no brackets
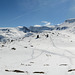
1,19,75,75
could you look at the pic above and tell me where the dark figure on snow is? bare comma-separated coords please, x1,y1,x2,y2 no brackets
36,35,39,39
46,34,49,38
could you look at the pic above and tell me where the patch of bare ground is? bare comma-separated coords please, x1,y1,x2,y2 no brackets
5,69,28,73
68,69,75,72
59,64,67,66
33,71,45,74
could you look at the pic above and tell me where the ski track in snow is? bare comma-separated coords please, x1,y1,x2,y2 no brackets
49,33,75,65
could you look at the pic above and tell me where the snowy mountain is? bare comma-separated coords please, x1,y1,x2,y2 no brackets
17,26,30,33
29,18,75,32
29,26,55,32
0,18,75,75
0,26,31,43
65,18,75,23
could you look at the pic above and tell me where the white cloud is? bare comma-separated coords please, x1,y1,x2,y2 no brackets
34,25,41,27
34,21,51,27
42,21,51,26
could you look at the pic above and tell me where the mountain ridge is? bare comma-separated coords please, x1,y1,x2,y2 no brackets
0,18,75,43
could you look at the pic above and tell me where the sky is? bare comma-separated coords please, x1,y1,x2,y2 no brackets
0,0,75,27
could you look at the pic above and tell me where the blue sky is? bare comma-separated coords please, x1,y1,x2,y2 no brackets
0,0,75,27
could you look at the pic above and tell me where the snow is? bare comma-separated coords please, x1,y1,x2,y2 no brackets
0,19,75,75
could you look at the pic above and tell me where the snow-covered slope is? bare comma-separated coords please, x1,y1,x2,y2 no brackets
0,26,31,43
0,18,75,75
17,26,30,33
